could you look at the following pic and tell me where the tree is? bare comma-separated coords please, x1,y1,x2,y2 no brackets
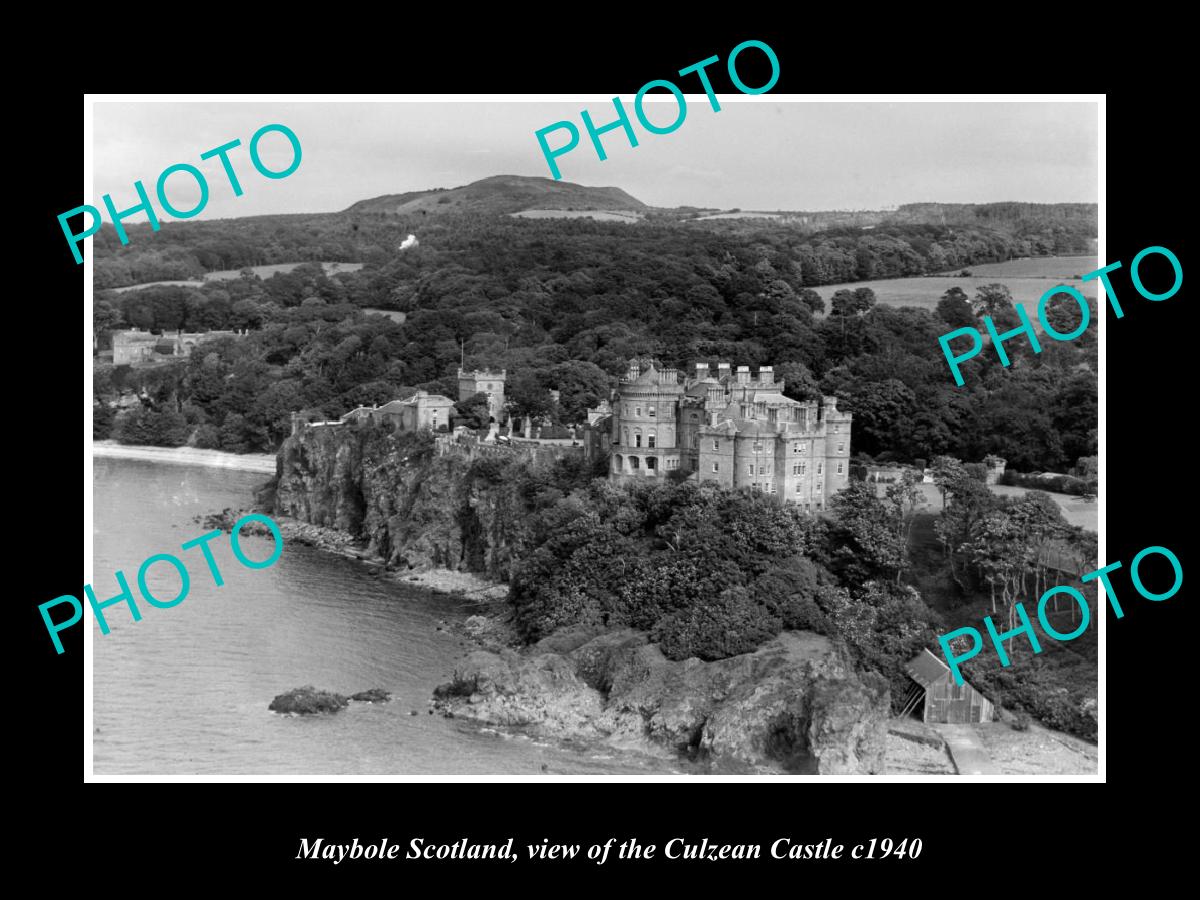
797,288,825,316
454,391,491,430
936,287,974,328
775,361,821,402
828,480,907,587
93,300,124,349
882,470,928,583
505,369,555,421
973,283,1016,323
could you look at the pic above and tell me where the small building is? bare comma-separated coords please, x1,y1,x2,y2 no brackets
457,368,507,423
983,455,1007,485
371,390,456,432
112,329,161,365
900,649,994,724
339,405,376,425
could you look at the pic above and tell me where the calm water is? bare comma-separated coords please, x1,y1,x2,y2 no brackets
93,458,681,775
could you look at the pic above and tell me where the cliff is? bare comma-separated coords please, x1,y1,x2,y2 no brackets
274,426,568,580
275,425,892,773
435,627,891,774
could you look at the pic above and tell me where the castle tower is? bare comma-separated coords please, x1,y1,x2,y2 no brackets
457,368,507,423
820,395,852,505
609,359,685,482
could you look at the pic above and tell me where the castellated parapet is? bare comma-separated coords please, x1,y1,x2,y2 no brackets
457,368,507,423
609,358,852,509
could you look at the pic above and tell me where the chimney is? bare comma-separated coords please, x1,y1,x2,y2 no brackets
759,365,774,384
736,365,750,384
717,362,730,380
824,395,839,413
694,362,709,380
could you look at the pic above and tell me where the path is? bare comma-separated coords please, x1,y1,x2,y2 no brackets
935,725,999,775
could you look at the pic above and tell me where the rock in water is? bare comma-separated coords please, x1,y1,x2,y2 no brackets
432,630,890,774
349,688,392,703
268,686,349,715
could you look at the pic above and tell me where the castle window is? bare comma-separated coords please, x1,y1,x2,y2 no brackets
769,484,776,494
837,462,844,475
631,456,640,469
649,406,656,417
793,463,806,475
838,442,845,453
712,440,720,451
817,463,823,475
753,441,763,452
648,434,656,449
793,443,801,453
692,435,699,449
795,483,802,494
712,462,719,473
833,424,839,433
635,434,643,448
759,465,768,475
646,457,657,470
691,413,699,422
636,407,642,417
748,464,755,476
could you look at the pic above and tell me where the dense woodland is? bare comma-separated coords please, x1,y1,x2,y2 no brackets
437,442,1097,739
93,195,1099,739
94,211,1097,473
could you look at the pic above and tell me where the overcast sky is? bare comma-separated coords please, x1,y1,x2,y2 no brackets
92,100,1098,220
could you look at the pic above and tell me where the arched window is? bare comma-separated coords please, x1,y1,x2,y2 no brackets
630,456,640,469
613,454,624,473
648,432,656,449
635,430,642,448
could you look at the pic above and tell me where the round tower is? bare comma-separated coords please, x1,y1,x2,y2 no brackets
610,359,684,481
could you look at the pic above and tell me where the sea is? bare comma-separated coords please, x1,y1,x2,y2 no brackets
92,457,683,776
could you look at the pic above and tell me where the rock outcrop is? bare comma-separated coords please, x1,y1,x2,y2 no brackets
273,427,548,580
349,689,392,703
434,628,890,774
269,686,350,715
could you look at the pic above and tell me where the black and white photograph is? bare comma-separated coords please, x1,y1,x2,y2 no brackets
78,95,1107,781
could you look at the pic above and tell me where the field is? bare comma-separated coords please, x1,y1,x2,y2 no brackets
363,308,407,323
695,211,784,220
817,255,1099,312
875,481,1097,532
509,209,643,223
107,261,365,294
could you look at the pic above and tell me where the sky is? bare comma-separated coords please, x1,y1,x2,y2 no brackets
91,99,1099,221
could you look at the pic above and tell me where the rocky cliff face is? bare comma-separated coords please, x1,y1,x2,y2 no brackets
273,427,535,580
435,627,890,775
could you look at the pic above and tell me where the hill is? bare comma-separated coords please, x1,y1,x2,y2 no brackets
343,175,646,217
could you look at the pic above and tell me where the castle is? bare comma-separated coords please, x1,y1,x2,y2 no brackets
111,328,245,366
456,368,507,423
608,359,851,509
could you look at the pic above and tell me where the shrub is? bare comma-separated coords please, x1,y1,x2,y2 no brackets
653,587,781,661
112,405,190,447
193,423,222,449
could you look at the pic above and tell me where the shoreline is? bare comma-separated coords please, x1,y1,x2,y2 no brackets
275,517,509,602
92,441,277,474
